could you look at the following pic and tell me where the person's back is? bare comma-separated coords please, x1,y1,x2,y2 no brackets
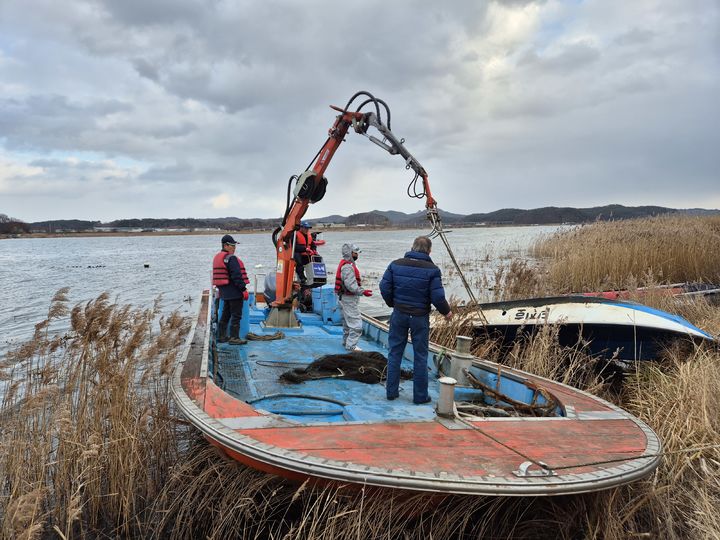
380,251,449,316
380,236,452,404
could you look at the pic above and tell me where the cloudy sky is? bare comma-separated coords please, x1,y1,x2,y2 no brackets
1,0,718,222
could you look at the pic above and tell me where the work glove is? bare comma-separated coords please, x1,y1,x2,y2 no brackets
242,290,249,301
362,290,373,297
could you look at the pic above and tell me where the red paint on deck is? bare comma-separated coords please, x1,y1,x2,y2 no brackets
237,418,648,477
203,379,261,418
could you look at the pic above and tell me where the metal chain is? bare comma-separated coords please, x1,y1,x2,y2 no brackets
427,209,488,325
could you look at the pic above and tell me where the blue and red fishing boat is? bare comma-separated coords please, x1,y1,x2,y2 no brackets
172,92,661,496
172,287,661,496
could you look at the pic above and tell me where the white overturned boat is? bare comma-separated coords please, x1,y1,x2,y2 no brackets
470,296,715,361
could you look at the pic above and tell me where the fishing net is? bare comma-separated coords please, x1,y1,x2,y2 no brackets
280,351,413,384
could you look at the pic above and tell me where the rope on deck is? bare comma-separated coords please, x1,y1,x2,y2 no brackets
247,331,285,341
545,443,720,471
464,370,559,417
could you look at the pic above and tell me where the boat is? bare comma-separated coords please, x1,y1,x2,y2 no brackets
581,282,720,303
172,92,660,496
171,287,662,496
469,296,715,362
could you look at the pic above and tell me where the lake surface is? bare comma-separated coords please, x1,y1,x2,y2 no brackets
0,225,561,353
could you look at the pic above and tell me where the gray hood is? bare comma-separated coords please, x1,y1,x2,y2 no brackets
341,243,360,262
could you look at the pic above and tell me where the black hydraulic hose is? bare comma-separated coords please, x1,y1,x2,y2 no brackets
283,175,296,220
271,226,281,248
376,98,391,130
355,97,391,130
343,91,381,120
305,137,329,172
343,90,373,111
407,173,425,199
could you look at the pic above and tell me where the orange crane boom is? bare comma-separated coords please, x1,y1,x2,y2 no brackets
268,91,439,325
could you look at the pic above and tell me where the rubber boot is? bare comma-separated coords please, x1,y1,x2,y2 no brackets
217,324,229,343
228,322,247,345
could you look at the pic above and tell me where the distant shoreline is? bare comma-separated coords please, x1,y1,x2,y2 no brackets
0,223,559,240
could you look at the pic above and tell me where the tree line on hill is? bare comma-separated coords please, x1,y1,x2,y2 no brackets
5,205,719,233
0,214,30,234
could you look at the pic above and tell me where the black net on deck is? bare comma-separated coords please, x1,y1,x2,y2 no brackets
280,351,413,384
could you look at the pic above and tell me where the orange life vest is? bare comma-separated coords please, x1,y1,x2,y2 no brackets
334,259,361,295
295,230,312,250
212,251,230,286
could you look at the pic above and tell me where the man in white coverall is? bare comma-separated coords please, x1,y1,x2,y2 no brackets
334,243,373,351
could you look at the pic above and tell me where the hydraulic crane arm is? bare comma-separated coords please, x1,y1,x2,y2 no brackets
271,92,441,311
358,109,437,210
272,108,362,305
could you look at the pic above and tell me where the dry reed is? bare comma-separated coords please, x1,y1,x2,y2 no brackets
531,214,720,293
0,291,191,539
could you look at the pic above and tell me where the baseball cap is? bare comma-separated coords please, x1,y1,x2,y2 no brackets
300,220,312,228
221,234,237,245
350,244,362,253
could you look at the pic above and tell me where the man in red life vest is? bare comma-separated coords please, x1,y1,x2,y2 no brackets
212,234,250,345
293,221,316,284
335,243,372,351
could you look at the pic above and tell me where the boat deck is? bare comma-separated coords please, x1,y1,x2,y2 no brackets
215,317,436,423
173,290,661,496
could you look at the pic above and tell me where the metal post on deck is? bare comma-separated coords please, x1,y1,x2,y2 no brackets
437,376,457,417
449,335,474,386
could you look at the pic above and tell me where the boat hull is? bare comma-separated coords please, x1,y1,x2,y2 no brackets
172,290,661,496
472,296,714,361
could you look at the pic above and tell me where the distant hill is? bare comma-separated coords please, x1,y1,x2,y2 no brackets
311,209,467,226
463,205,682,225
678,208,720,217
29,219,99,232
399,209,468,226
310,214,347,223
0,213,31,234
21,204,720,233
345,211,391,226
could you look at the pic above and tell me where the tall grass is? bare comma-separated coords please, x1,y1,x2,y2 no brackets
531,215,720,292
0,290,190,538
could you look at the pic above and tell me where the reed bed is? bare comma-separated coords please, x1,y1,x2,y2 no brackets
0,290,191,538
531,214,720,292
2,215,719,538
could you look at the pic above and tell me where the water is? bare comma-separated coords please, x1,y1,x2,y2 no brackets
0,226,561,353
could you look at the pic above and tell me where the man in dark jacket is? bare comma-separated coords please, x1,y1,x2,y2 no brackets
211,234,250,345
380,236,453,404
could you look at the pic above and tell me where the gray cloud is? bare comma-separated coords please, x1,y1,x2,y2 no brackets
0,0,718,222
518,41,601,73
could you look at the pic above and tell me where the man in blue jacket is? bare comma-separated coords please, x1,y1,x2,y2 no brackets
380,236,453,404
